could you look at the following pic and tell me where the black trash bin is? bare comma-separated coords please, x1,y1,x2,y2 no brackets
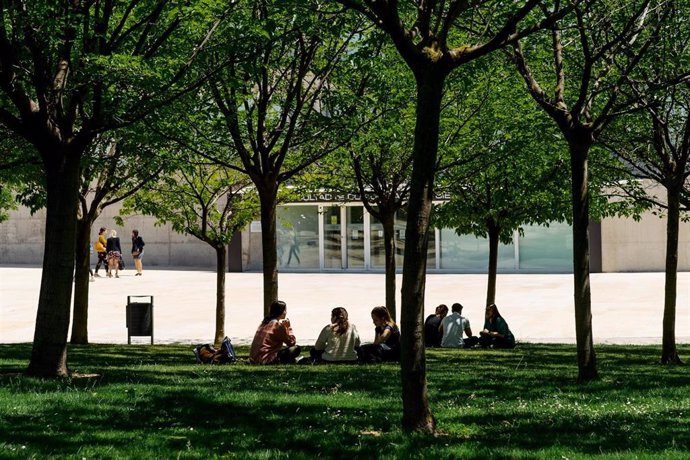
126,295,154,344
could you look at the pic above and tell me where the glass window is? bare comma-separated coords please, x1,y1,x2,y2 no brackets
323,206,342,269
394,208,406,267
371,207,435,269
439,228,515,270
519,223,572,270
346,207,365,268
277,206,319,269
369,209,385,269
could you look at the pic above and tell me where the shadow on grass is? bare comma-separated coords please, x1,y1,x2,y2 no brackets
0,343,689,458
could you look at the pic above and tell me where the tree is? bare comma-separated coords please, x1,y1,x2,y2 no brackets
436,63,571,306
0,129,37,222
602,2,690,363
122,156,258,345
308,39,416,320
334,0,572,432
71,132,169,344
0,0,228,377
200,0,363,316
511,0,671,381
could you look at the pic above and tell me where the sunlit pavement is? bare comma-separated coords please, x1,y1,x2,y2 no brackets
1,266,688,346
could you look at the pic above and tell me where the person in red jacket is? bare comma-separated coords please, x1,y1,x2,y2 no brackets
249,300,301,364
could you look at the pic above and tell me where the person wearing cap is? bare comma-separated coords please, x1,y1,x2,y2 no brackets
440,302,478,348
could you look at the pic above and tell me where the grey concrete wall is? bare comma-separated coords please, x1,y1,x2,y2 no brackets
246,221,264,271
0,203,219,268
600,181,690,272
601,210,690,272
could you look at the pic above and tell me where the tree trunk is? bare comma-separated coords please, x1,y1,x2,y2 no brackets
661,184,682,364
569,139,598,382
382,212,397,321
214,246,227,347
27,151,81,377
70,217,94,344
259,184,279,317
399,70,445,433
486,221,500,306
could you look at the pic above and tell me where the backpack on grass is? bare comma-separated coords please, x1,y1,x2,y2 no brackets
193,337,237,364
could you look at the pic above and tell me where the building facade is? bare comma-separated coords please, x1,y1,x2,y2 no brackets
1,192,687,272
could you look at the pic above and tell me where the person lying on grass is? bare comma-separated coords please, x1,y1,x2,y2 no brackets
249,300,301,364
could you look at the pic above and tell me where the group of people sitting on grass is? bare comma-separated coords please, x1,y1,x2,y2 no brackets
423,302,515,350
246,299,514,365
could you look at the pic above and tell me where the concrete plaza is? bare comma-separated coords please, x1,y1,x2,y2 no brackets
1,266,688,346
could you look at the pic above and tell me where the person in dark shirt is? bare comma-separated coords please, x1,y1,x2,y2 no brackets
131,229,145,276
105,230,122,278
356,306,400,363
424,304,448,348
479,303,515,349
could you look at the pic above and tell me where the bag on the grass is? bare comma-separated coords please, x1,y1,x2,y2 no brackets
193,337,237,364
220,336,237,363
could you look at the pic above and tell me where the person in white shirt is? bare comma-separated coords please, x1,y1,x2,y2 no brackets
311,307,360,363
440,303,479,348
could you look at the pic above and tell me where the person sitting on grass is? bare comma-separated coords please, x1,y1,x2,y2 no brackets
356,306,400,363
424,304,448,348
440,302,479,348
249,300,301,364
479,303,515,349
310,307,360,364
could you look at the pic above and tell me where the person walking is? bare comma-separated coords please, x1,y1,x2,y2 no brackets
106,230,122,278
131,229,145,276
94,227,108,277
286,229,300,266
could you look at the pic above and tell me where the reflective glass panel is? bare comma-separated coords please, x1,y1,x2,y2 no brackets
518,223,572,270
346,207,365,268
370,207,435,269
324,206,342,269
277,206,319,269
370,209,385,268
439,228,514,270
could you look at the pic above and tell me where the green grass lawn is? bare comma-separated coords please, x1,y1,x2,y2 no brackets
0,343,689,459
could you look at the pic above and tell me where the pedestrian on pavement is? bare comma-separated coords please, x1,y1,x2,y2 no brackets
106,230,122,278
131,229,145,276
94,227,108,276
